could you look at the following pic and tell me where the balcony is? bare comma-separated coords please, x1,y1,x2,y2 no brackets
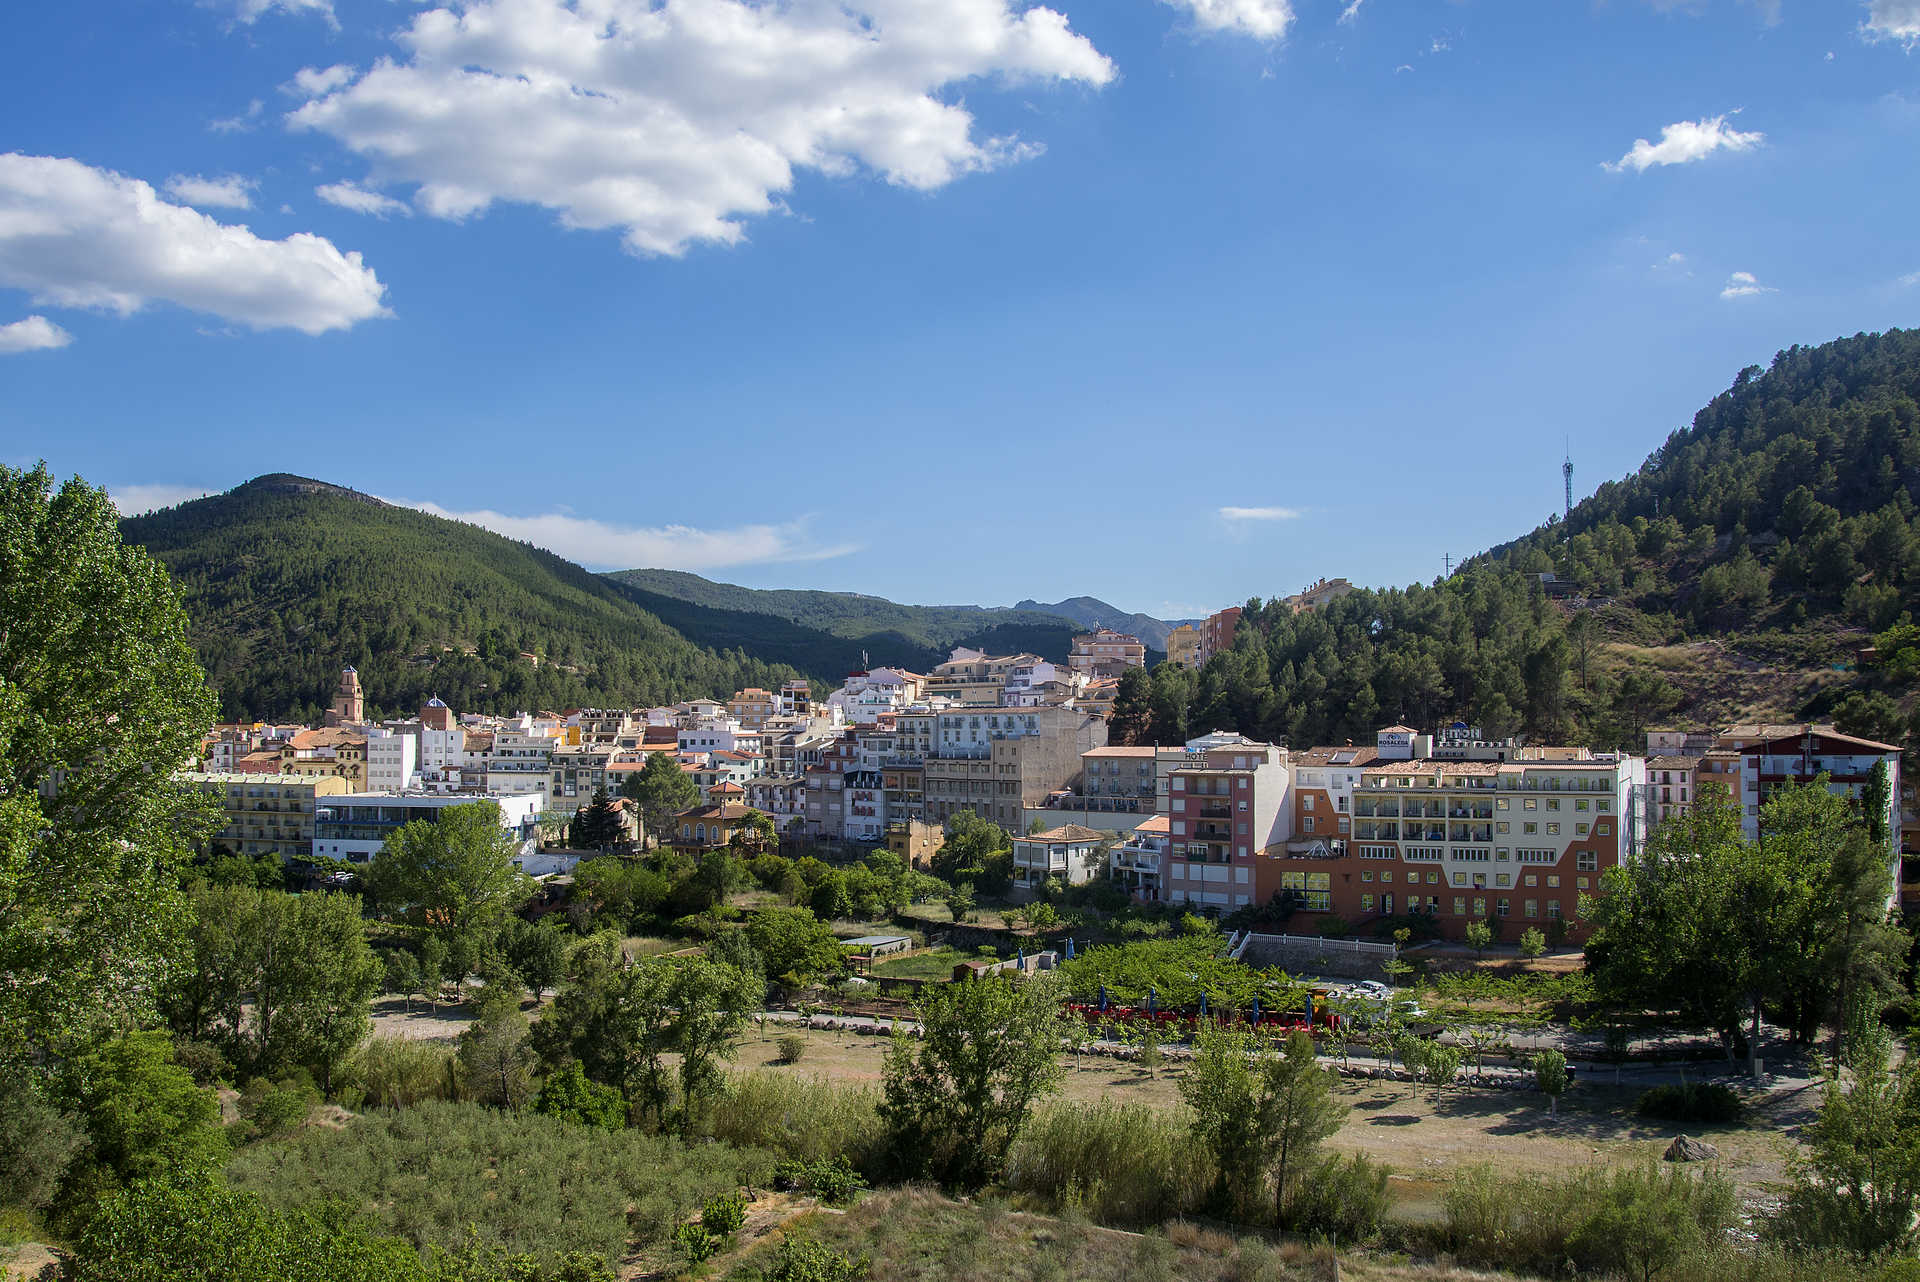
1450,825,1494,844
1189,823,1233,841
1196,803,1232,819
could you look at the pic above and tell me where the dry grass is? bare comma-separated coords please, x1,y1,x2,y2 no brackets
719,1186,1548,1282
731,1026,1807,1205
1592,638,1847,729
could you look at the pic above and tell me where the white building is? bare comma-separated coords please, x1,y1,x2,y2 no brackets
1011,824,1108,896
312,791,542,866
365,727,420,792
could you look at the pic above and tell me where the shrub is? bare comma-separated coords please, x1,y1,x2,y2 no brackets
228,1099,770,1268
1285,1152,1391,1243
711,1073,881,1170
674,1221,718,1263
1638,1082,1744,1124
1439,1162,1736,1279
346,1038,463,1110
777,1035,808,1065
533,1061,628,1130
774,1157,868,1205
1005,1099,1212,1226
758,1236,871,1282
702,1192,748,1237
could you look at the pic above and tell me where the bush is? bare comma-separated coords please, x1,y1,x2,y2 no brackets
347,1038,463,1110
228,1099,771,1268
711,1072,882,1170
774,1157,868,1205
1005,1099,1213,1226
777,1035,808,1065
702,1192,748,1237
533,1061,628,1130
0,1069,83,1214
1438,1162,1737,1279
674,1221,718,1263
1638,1082,1744,1123
1285,1152,1391,1242
757,1236,871,1282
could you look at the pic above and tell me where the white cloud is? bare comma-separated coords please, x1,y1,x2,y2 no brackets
316,181,412,218
288,0,1115,258
210,99,265,133
1865,0,1920,42
286,64,355,98
1720,270,1776,298
1163,0,1295,38
1896,269,1920,287
164,173,256,209
400,500,859,571
1220,505,1303,521
1338,0,1365,24
229,0,336,26
1605,113,1764,173
0,314,72,354
0,153,389,335
108,483,218,514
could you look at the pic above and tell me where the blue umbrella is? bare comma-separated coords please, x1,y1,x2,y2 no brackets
1199,992,1209,1017
1016,946,1025,969
1305,991,1315,1023
1148,986,1157,1016
1097,984,1108,1012
1064,937,1075,959
1251,997,1261,1025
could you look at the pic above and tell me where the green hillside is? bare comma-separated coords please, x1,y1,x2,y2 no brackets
605,567,1086,663
119,476,812,722
1117,328,1920,753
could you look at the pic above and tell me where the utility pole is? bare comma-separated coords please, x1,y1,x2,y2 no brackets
1442,553,1453,579
1561,445,1575,579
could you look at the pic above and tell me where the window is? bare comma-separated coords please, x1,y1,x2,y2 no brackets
1524,798,1537,810
1547,799,1561,811
1303,795,1315,811
1473,897,1487,917
1382,869,1394,882
1597,822,1611,836
1362,869,1373,882
1452,896,1466,915
1525,899,1538,917
1596,798,1610,812
1496,873,1511,888
1524,873,1538,886
1361,893,1375,912
1547,875,1561,888
1576,823,1589,835
1575,798,1589,811
1427,871,1440,884
1524,822,1537,834
1452,871,1467,886
1497,821,1510,834
1497,898,1509,917
1497,798,1509,810
1303,817,1315,832
1576,851,1597,871
1576,876,1590,890
1546,823,1560,836
1547,900,1562,919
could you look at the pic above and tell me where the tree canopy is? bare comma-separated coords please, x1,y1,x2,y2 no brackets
1,466,220,1063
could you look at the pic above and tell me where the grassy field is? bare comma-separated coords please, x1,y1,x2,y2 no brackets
715,1186,1535,1282
730,1024,1805,1207
868,945,991,981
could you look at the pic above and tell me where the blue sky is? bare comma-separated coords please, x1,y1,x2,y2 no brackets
3,0,1918,620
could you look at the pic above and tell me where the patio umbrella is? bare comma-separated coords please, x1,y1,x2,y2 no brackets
1097,984,1108,1012
1148,986,1157,1016
1064,937,1075,959
1251,997,1261,1025
1199,992,1209,1018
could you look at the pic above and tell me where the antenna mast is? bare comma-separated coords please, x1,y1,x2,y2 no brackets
1562,447,1573,529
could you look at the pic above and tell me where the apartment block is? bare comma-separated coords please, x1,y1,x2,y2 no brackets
176,771,352,862
1068,629,1146,680
1164,736,1292,910
1012,824,1108,896
1165,625,1203,669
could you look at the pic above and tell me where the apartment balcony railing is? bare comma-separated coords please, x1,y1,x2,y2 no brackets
1196,803,1232,819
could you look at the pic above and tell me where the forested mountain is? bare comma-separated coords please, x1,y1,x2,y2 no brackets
120,476,813,722
1013,596,1182,650
605,568,1087,662
1115,328,1920,754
